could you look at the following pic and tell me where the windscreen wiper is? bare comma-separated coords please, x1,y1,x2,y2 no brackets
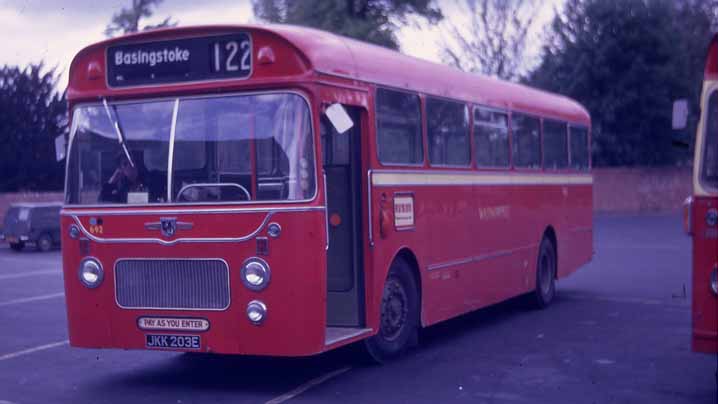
102,98,135,168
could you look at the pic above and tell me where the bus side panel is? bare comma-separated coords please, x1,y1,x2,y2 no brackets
425,181,481,320
469,181,528,306
692,196,718,353
404,181,523,327
373,178,594,329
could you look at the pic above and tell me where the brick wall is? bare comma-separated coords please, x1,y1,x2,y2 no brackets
593,167,691,212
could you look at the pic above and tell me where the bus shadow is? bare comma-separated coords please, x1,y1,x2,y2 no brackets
86,294,564,397
95,343,361,397
416,293,565,350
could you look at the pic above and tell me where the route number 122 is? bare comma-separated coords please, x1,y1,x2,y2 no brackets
213,39,251,74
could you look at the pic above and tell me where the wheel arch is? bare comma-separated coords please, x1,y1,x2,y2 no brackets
392,247,423,326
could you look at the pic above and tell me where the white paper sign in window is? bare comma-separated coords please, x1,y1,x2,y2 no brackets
325,103,354,134
127,192,149,204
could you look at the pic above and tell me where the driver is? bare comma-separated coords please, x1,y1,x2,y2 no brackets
99,152,146,203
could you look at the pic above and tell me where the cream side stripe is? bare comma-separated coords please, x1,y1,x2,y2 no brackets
372,171,593,187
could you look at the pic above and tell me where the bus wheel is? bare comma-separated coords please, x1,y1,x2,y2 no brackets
531,237,556,309
364,259,419,363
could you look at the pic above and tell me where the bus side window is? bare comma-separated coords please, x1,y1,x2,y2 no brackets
376,88,423,165
512,113,541,169
474,107,510,168
570,126,590,170
426,97,470,167
543,120,569,170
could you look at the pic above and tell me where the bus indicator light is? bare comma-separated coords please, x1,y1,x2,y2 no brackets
87,61,102,81
267,222,281,238
257,46,276,65
256,237,269,256
683,197,693,235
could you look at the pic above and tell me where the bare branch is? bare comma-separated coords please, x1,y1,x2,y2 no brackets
441,0,540,81
105,0,176,37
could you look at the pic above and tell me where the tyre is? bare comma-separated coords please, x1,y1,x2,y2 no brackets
530,237,557,309
364,258,419,363
9,242,24,252
37,234,53,252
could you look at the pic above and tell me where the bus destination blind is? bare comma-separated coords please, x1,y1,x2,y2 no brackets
107,33,252,87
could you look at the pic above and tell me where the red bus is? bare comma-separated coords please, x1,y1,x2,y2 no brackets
682,34,718,354
61,25,593,360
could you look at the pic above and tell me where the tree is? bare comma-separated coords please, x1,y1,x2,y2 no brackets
0,64,67,191
252,0,443,50
528,0,715,166
105,0,176,37
441,0,539,81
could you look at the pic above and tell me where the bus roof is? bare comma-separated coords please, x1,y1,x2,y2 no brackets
271,24,589,124
69,24,590,125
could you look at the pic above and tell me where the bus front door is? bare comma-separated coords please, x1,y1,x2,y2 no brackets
321,107,364,328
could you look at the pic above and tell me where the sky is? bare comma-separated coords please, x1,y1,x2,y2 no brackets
0,0,562,89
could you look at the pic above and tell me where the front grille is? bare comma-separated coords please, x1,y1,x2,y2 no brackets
115,259,230,310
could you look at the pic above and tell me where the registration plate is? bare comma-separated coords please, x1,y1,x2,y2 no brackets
145,334,200,350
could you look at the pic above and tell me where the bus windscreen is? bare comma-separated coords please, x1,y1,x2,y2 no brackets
65,93,315,205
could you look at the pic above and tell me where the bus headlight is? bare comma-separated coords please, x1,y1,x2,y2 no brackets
711,266,717,296
247,300,267,325
241,257,271,291
78,258,103,288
